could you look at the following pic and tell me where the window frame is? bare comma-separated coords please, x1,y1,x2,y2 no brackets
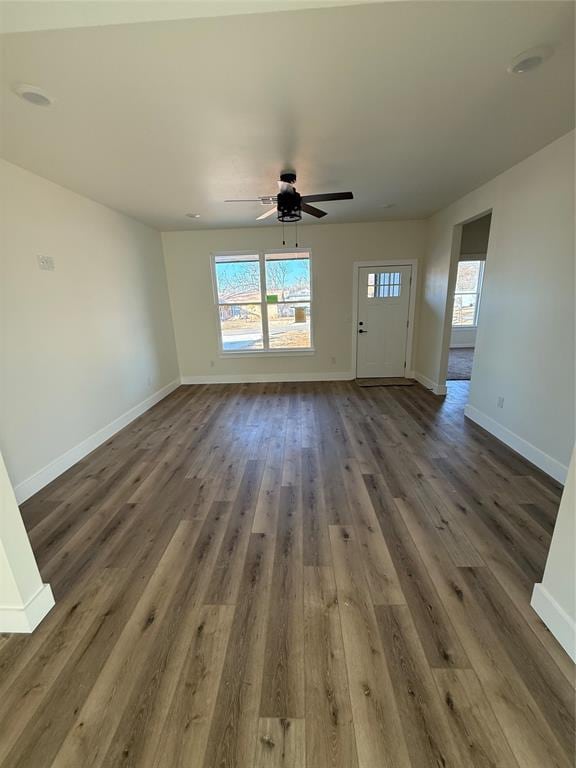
211,248,315,356
452,259,485,328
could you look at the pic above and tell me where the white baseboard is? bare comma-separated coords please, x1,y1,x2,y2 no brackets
14,378,181,504
0,583,55,633
464,404,568,484
180,371,354,385
413,371,447,396
531,583,576,662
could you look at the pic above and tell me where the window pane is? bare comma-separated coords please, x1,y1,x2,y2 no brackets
267,302,311,349
265,253,311,302
452,294,477,326
455,261,480,293
215,256,261,303
369,271,402,299
219,304,263,351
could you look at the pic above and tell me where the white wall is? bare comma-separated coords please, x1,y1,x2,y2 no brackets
532,448,576,661
416,132,575,481
0,160,180,499
0,451,54,631
162,221,427,381
450,326,476,348
460,213,491,256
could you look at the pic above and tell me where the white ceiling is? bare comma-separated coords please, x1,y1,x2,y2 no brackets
0,0,385,34
1,1,574,230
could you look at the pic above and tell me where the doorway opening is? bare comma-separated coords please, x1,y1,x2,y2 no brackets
443,212,492,398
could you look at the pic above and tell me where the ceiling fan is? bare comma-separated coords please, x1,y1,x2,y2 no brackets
225,170,354,222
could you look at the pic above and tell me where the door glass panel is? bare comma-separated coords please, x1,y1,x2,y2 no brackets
367,271,402,298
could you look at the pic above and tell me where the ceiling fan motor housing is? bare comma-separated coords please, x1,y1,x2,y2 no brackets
277,190,302,222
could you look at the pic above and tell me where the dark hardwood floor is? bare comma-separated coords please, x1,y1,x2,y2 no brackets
1,380,574,767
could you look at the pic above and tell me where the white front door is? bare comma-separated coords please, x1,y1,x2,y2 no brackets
356,265,412,378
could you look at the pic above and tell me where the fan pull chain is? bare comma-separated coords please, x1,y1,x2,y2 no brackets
282,220,285,246
295,220,298,248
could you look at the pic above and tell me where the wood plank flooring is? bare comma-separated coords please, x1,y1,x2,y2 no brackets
2,380,574,768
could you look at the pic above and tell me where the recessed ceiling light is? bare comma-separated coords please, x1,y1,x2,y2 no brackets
508,45,552,75
186,213,201,219
12,83,53,106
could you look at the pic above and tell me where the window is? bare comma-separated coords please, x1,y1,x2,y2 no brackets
452,260,484,327
367,271,402,298
213,250,312,353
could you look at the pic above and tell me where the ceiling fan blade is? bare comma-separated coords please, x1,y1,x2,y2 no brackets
301,202,327,218
301,192,354,203
225,199,262,202
256,207,278,221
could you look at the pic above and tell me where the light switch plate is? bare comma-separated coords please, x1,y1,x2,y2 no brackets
37,255,55,271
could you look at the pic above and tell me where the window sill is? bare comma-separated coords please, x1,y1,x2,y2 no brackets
452,325,478,329
219,349,316,358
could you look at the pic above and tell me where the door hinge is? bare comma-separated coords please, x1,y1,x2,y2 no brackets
406,320,409,328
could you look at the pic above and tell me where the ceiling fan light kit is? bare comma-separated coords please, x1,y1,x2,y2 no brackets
277,171,303,222
226,169,354,224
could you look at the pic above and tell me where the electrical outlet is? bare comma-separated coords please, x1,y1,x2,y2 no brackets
37,255,55,271
497,396,504,409
330,356,336,365
210,360,215,368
